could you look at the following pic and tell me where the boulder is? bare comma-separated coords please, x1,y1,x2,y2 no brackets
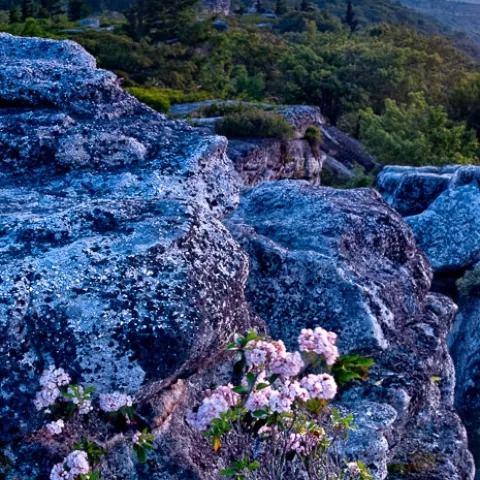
226,181,474,479
406,183,480,272
377,165,480,217
0,33,260,478
449,295,480,472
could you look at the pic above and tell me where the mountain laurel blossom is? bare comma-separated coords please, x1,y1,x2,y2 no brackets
46,419,64,436
99,391,133,413
50,450,90,480
298,327,339,365
34,366,71,410
300,373,338,400
187,384,239,431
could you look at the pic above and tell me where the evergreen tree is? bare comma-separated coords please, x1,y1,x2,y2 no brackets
276,0,287,16
22,0,37,19
50,0,65,16
127,0,197,42
343,1,359,34
68,0,90,20
300,0,309,12
9,5,22,22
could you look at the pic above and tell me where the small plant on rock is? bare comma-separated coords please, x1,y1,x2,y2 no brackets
188,328,373,479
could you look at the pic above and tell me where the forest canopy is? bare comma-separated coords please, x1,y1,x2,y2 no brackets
1,0,480,164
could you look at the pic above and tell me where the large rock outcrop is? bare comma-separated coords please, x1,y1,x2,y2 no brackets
0,33,261,478
226,181,474,479
170,102,326,186
0,34,474,480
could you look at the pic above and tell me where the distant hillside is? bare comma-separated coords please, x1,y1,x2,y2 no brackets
398,0,480,43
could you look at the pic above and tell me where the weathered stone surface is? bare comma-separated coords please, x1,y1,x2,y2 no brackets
227,137,324,186
406,183,480,272
321,126,378,173
0,33,474,480
226,181,474,479
449,295,480,474
170,101,326,187
0,33,260,478
377,165,480,216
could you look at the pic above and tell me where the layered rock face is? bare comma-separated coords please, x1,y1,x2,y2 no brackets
0,34,474,480
378,164,480,477
170,101,326,187
226,182,474,479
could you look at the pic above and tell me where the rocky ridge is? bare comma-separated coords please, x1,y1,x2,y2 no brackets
378,164,480,477
0,34,474,479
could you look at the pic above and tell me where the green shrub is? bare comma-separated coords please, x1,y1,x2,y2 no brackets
126,87,212,113
304,125,322,142
216,107,294,139
342,165,375,189
457,267,480,297
126,87,171,113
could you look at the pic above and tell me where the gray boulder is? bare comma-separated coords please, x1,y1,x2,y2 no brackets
377,165,480,216
449,295,480,473
406,183,480,272
0,33,260,479
227,137,324,186
226,181,474,479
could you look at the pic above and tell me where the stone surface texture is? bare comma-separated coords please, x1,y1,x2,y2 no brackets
226,181,474,479
0,34,474,480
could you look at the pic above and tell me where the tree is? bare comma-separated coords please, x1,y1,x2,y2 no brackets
276,0,287,16
342,0,358,35
9,6,22,22
22,0,38,19
300,0,309,11
68,0,91,20
360,93,479,166
127,0,197,42
49,0,66,16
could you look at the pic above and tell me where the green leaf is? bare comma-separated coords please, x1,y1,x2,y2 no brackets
246,373,256,388
232,385,249,395
220,469,237,476
255,382,269,391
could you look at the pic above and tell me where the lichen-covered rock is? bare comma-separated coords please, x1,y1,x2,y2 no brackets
406,183,480,272
449,295,480,472
378,165,480,217
227,137,324,186
226,181,474,479
0,33,260,478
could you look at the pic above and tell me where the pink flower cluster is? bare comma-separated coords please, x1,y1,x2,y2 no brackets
245,340,304,377
300,374,337,400
287,431,323,456
46,419,64,436
187,384,240,431
34,366,71,411
50,450,90,480
99,391,133,413
298,327,339,365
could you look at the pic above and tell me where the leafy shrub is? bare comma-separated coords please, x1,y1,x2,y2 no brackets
126,87,212,113
216,107,294,139
343,165,375,189
457,267,480,297
304,125,323,142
